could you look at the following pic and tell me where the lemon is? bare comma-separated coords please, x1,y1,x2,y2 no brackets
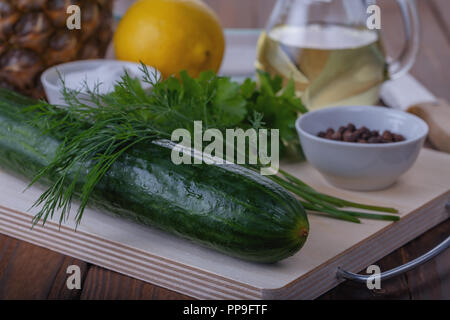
114,0,225,78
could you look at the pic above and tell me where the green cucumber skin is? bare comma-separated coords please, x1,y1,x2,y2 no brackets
0,90,309,263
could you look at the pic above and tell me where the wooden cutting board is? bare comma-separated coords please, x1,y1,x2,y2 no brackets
0,148,449,299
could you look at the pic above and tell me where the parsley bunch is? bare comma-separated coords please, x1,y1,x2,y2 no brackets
106,68,306,159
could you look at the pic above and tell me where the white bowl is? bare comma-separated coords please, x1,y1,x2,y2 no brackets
296,106,429,191
41,59,160,106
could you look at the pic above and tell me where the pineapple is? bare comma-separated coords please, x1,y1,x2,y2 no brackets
0,0,113,98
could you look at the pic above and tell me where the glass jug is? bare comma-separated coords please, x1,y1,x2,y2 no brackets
256,0,420,110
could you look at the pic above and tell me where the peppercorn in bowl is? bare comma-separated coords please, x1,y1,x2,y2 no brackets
296,106,429,191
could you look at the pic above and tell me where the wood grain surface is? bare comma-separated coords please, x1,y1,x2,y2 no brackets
0,0,449,300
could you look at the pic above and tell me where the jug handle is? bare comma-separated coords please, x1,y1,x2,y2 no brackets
388,0,420,79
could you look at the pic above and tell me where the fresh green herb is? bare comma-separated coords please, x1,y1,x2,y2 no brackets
27,65,398,225
242,71,307,158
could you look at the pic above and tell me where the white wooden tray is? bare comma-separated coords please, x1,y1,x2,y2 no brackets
0,148,449,299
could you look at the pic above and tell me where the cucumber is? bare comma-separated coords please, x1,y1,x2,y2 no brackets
0,89,309,263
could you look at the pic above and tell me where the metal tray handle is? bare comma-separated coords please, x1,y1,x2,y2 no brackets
337,201,450,283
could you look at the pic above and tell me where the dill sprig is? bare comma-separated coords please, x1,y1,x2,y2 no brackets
28,64,399,226
29,67,183,225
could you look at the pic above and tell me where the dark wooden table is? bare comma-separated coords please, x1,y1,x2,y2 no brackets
0,0,449,300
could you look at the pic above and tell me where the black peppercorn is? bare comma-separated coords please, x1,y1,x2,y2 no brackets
317,125,406,144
